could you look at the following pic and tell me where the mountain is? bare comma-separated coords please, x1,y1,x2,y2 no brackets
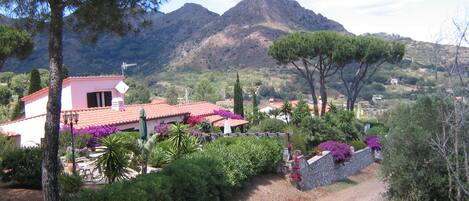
2,0,345,74
1,0,468,77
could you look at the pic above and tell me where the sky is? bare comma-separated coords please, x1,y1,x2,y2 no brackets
160,0,469,45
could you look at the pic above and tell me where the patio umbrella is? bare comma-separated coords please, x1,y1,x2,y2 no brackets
223,119,231,134
139,109,148,142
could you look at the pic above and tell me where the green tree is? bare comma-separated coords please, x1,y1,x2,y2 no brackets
291,100,310,125
0,86,11,105
233,73,244,117
280,100,292,123
0,1,166,199
28,69,42,95
338,36,405,110
193,78,218,103
10,95,23,120
0,25,34,71
382,97,452,200
268,108,281,119
165,85,178,105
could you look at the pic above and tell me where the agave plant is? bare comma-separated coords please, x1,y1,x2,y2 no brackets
94,135,130,184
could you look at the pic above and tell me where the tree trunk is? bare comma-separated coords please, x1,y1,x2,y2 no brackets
42,1,64,201
308,80,319,116
319,78,327,116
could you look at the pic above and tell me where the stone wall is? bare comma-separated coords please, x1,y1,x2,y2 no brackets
297,148,375,190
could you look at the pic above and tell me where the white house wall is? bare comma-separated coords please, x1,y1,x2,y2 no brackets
0,115,47,147
24,85,73,118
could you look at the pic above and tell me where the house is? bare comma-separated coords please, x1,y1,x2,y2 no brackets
0,76,248,146
21,75,128,118
390,78,399,85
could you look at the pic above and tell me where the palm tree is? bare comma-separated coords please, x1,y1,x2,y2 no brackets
268,108,281,119
165,123,199,162
281,100,293,123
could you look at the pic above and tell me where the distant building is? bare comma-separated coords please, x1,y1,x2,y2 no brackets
390,78,399,85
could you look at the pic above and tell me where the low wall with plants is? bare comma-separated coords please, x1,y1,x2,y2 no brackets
297,147,375,190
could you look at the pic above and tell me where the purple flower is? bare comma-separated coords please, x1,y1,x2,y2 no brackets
155,123,170,137
365,135,382,151
213,109,244,120
79,125,120,148
319,140,352,163
190,128,202,137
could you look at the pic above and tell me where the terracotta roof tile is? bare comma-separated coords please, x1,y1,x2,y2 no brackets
213,118,249,127
67,103,189,129
176,102,223,116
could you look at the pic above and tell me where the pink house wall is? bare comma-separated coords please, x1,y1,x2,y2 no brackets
69,79,124,109
23,77,125,118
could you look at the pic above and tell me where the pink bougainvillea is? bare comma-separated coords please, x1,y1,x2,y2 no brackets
213,109,243,120
318,140,352,163
60,125,120,148
186,115,205,126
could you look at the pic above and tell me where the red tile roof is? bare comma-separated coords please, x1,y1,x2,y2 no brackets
21,75,124,102
67,102,189,129
213,118,249,127
176,102,224,116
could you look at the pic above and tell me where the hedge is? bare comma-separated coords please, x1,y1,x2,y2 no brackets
71,137,283,201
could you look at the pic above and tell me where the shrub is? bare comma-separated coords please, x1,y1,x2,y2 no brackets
59,131,92,156
59,173,83,200
349,140,367,151
71,137,283,201
249,118,287,133
95,135,130,183
0,147,42,189
154,122,170,138
318,141,352,163
0,135,17,163
213,109,243,120
299,116,344,147
291,100,311,125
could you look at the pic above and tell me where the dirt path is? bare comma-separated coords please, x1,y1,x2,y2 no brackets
231,163,386,201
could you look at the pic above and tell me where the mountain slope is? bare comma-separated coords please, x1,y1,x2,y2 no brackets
2,0,346,74
168,0,346,70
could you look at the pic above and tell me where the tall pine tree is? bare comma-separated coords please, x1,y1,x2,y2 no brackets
233,73,244,117
28,68,42,94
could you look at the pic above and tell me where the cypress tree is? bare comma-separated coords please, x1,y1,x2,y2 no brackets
233,73,244,117
28,68,41,94
252,91,258,114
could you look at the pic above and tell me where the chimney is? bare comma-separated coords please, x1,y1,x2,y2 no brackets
112,97,125,111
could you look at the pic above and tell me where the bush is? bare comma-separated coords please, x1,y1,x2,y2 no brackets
95,135,130,183
71,137,283,201
349,140,367,151
59,173,83,200
249,118,287,133
0,147,42,189
148,140,172,168
299,116,344,148
318,141,352,163
59,131,92,156
0,135,17,163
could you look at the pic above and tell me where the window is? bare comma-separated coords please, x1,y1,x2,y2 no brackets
87,91,112,108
